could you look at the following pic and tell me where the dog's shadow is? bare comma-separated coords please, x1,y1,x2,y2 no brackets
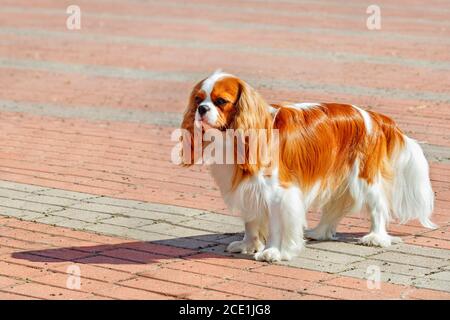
11,233,250,265
11,231,386,266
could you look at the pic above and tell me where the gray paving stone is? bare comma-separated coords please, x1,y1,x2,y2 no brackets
134,202,206,217
0,189,32,199
428,271,450,281
307,240,385,257
86,196,144,208
70,202,126,214
26,202,64,214
388,243,450,260
23,194,81,207
300,247,365,265
0,198,26,208
0,206,29,218
38,188,96,200
1,184,254,241
119,208,189,224
126,231,176,242
138,222,214,237
1,198,64,214
413,277,450,292
51,208,113,222
83,223,130,237
344,259,432,277
0,181,48,193
370,251,448,269
84,223,167,241
196,213,242,226
182,218,242,234
101,216,155,228
340,268,417,286
280,257,349,273
34,215,67,224
53,219,94,230
20,211,51,220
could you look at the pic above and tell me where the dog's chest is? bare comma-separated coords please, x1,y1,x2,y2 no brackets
209,164,234,193
209,165,281,220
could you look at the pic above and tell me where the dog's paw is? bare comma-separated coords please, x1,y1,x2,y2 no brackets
226,239,264,254
359,232,402,247
254,247,282,262
305,227,338,241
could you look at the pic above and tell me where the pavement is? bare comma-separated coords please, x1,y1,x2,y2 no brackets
0,0,449,300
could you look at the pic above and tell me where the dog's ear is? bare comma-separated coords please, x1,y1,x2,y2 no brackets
180,81,203,166
230,80,273,182
231,80,272,132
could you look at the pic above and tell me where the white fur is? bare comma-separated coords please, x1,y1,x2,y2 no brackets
289,102,321,110
210,163,307,262
305,159,367,242
227,219,264,254
306,135,436,248
360,178,402,247
198,74,435,262
201,70,231,95
352,105,373,134
268,105,278,115
391,136,435,228
196,70,233,127
305,169,402,247
212,132,436,261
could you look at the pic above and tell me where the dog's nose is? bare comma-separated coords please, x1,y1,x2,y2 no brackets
198,104,210,116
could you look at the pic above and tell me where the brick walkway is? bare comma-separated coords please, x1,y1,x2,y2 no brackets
0,0,449,299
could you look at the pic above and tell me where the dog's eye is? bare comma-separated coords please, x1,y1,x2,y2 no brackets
194,96,203,105
215,98,227,107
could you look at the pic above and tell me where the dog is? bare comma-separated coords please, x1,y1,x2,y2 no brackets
179,70,435,262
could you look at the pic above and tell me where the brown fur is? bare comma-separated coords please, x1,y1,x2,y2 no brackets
275,103,404,191
180,77,405,194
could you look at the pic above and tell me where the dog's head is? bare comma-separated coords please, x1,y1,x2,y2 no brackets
179,70,274,182
182,70,272,131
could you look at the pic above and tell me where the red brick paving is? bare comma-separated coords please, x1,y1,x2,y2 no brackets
0,216,449,299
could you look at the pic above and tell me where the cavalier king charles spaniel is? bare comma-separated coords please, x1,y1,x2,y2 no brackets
179,70,435,262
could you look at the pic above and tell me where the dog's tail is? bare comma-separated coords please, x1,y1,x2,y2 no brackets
391,135,435,228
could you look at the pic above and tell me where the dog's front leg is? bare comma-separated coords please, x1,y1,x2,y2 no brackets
254,202,283,262
255,188,306,262
226,219,264,254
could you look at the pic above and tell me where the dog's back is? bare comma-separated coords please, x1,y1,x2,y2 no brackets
272,103,434,244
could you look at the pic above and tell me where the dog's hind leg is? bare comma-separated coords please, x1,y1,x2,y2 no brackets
306,160,371,242
359,180,402,247
305,194,350,241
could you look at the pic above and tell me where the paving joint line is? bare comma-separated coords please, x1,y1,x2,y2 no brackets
0,289,41,300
